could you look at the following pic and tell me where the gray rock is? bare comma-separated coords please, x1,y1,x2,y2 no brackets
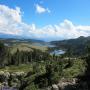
52,84,59,90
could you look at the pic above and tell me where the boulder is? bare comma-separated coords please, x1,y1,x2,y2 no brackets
52,84,59,90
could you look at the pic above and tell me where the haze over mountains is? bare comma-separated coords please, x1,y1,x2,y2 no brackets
0,32,90,44
0,34,90,56
0,32,89,42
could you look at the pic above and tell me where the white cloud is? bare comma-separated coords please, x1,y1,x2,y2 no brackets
35,4,50,14
0,4,90,41
0,5,22,35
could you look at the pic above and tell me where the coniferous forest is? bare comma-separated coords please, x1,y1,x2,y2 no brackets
0,37,89,90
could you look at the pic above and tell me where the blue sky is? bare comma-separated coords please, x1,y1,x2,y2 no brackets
0,0,90,41
1,0,90,26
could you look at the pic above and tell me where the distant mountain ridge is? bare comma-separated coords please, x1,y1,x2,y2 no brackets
0,33,20,38
51,36,90,46
0,32,90,56
0,33,45,43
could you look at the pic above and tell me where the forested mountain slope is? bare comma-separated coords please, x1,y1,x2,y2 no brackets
51,36,90,56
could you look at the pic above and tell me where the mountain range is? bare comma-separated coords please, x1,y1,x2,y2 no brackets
0,33,90,56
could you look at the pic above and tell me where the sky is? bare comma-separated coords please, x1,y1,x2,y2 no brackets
0,0,90,41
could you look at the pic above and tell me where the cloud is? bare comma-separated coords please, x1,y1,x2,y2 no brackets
25,19,90,41
0,4,90,41
0,5,23,35
35,4,50,14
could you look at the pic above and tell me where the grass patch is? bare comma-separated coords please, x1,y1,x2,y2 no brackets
0,64,33,73
10,43,48,54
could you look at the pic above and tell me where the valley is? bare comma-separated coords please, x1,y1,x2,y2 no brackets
0,37,89,90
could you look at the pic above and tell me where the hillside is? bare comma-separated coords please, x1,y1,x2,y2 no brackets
51,36,90,56
0,37,89,90
0,38,48,53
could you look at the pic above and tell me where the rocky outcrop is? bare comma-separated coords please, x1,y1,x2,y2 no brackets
51,84,59,90
58,78,77,89
51,78,77,90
